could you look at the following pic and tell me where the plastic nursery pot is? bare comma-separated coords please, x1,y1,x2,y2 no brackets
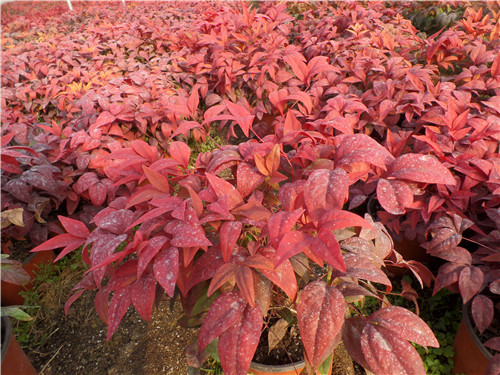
1,250,55,306
452,304,493,375
249,360,332,375
366,196,437,268
1,316,37,375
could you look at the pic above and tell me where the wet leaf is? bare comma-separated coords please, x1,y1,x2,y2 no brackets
297,281,345,368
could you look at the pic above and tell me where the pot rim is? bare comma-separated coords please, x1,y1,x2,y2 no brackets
463,303,493,360
249,359,305,372
1,316,12,363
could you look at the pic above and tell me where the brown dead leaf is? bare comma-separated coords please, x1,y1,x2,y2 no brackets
268,318,289,353
1,208,24,229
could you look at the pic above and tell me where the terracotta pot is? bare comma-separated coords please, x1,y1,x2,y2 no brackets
1,250,55,305
249,360,332,375
1,316,37,375
452,304,493,375
366,196,439,269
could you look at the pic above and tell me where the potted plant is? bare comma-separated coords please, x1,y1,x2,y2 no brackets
32,135,441,374
0,255,37,375
423,213,500,374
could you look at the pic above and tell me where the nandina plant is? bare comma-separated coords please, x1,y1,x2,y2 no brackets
6,1,499,373
423,213,500,372
32,136,439,375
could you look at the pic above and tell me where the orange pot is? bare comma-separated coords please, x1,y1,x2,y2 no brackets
1,250,55,305
1,317,37,375
452,305,492,375
249,360,332,375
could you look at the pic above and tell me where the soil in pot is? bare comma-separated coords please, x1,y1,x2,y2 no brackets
250,316,364,375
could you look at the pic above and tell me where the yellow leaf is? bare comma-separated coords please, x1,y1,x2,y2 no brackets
1,208,24,229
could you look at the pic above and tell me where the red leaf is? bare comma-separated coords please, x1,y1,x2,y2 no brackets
207,263,238,297
1,132,15,147
283,111,302,135
90,232,128,287
433,262,462,294
485,337,500,352
107,260,138,291
137,237,169,278
187,187,203,218
312,227,346,272
198,291,247,352
130,273,156,321
379,99,396,122
218,304,263,375
275,231,313,268
284,91,313,115
206,148,242,175
376,179,414,215
31,233,85,255
130,140,158,163
387,154,456,185
225,101,254,137
220,221,242,262
236,162,266,198
95,111,116,128
142,166,170,193
205,172,243,210
319,210,373,232
188,87,200,117
343,254,391,286
491,52,500,77
268,209,305,250
335,134,394,170
184,246,225,294
471,295,494,334
361,324,426,375
369,306,439,347
297,281,345,368
89,182,107,206
58,216,89,238
153,246,179,297
343,317,371,371
170,121,202,139
261,248,298,301
169,141,191,169
235,266,255,306
486,354,500,375
284,54,308,83
96,209,135,234
243,254,274,271
106,286,132,341
304,169,348,224
458,265,484,303
74,172,98,194
169,223,212,248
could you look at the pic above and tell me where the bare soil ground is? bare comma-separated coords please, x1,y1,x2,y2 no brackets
18,288,362,375
24,291,198,375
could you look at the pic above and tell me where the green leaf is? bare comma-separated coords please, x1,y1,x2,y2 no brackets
1,306,33,321
318,352,333,375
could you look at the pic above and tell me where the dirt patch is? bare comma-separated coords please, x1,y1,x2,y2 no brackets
22,290,198,375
